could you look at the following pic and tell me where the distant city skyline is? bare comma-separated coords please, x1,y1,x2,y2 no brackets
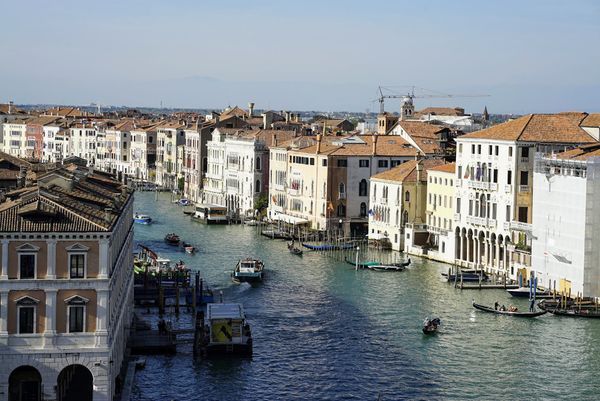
1,0,599,114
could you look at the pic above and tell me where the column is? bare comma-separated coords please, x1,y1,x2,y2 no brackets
456,233,461,261
1,239,8,280
466,235,471,265
44,289,57,348
98,239,109,279
96,289,109,345
0,291,8,343
495,239,501,271
46,239,57,279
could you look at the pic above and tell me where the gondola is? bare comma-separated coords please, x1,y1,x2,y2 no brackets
370,264,406,272
287,242,303,256
303,243,355,251
344,257,380,269
472,301,547,317
538,301,600,318
422,317,441,334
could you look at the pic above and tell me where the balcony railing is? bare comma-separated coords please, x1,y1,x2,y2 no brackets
505,185,512,193
466,215,487,226
510,220,532,232
454,213,461,221
338,192,346,200
519,185,530,193
455,179,462,187
467,180,498,191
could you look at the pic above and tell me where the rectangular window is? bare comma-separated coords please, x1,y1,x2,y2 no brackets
477,145,481,154
19,254,35,279
521,147,529,158
493,169,498,183
468,199,473,215
359,159,369,168
18,306,35,334
495,146,499,156
506,205,511,222
309,158,315,166
518,207,528,223
520,171,529,186
70,254,85,279
492,203,497,220
456,197,461,213
337,159,347,167
378,160,389,168
509,147,513,157
507,171,512,185
322,159,327,167
69,305,85,333
488,145,492,155
458,143,463,154
471,144,475,154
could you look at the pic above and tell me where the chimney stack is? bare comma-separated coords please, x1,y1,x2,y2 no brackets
272,133,277,147
285,111,290,123
248,102,255,117
316,134,322,154
372,134,378,156
8,101,13,114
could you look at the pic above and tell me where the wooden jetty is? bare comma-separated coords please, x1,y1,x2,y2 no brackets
130,329,176,354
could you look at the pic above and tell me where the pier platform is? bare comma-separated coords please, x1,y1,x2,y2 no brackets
130,330,177,354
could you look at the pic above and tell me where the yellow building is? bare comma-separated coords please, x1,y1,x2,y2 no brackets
424,163,456,263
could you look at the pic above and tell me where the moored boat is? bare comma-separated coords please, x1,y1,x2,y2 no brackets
164,233,180,245
304,243,354,251
507,287,554,298
232,258,264,283
344,257,380,269
538,300,600,318
201,303,252,357
472,301,547,317
181,242,197,254
177,198,192,206
134,213,152,224
192,204,229,224
370,264,407,272
261,229,293,240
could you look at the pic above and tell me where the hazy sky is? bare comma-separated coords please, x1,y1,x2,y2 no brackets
1,0,599,114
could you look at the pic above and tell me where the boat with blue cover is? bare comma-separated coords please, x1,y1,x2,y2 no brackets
134,213,152,224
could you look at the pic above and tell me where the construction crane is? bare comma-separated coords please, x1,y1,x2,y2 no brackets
376,86,489,114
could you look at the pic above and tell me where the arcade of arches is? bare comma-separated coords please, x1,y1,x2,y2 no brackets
455,227,512,274
8,364,93,401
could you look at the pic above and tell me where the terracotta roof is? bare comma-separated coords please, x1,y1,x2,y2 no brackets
0,104,25,115
581,113,600,127
554,143,600,161
427,162,456,174
25,116,61,126
292,135,418,157
415,107,465,117
0,167,131,232
220,106,248,119
460,114,596,144
371,159,445,183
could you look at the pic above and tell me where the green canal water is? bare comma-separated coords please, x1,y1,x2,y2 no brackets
131,192,600,401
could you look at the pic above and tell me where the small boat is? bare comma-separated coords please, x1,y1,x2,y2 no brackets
245,219,259,227
507,287,554,298
370,263,406,272
134,213,152,224
177,198,192,206
344,257,380,269
261,229,293,240
303,243,355,251
444,272,488,282
181,242,196,254
538,301,600,318
232,258,264,283
422,317,441,335
472,301,547,317
164,233,180,245
287,242,303,256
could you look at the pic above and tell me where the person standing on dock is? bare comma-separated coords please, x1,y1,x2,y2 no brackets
529,298,535,312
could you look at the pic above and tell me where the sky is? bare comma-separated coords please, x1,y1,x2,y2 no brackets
1,0,599,114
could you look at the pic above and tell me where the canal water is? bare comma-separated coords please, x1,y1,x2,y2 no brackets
131,192,600,401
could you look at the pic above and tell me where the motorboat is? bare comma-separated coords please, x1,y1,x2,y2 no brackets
232,258,264,283
422,317,441,334
201,303,252,357
182,242,197,254
507,287,554,298
245,219,259,227
191,204,229,224
472,301,547,317
177,198,192,206
164,233,180,245
134,213,152,224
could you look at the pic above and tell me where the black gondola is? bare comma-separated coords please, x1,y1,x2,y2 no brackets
538,301,600,318
472,301,547,317
287,242,303,256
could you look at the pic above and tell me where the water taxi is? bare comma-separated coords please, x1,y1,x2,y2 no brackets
232,258,264,283
134,213,152,224
165,233,180,245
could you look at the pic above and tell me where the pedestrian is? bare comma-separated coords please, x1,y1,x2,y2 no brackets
494,301,499,310
530,298,535,312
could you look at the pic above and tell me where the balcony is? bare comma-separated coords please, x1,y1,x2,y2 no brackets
504,184,512,193
503,221,510,230
467,180,498,191
454,213,461,222
288,188,301,196
338,192,346,200
380,196,387,204
520,157,530,164
455,179,462,187
428,225,449,236
510,220,532,233
466,215,487,226
519,185,530,193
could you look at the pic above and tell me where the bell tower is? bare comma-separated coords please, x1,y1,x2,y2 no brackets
400,96,414,120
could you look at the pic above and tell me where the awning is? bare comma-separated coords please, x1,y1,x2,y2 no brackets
271,212,309,225
367,233,389,240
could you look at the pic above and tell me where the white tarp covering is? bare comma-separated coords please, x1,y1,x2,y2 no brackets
271,213,309,225
368,233,388,240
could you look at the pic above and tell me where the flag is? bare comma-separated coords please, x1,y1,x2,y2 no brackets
368,209,374,216
272,195,277,203
327,202,334,211
463,164,470,179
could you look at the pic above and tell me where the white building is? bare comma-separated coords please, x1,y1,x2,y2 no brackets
130,124,157,181
2,119,28,157
155,122,185,189
531,145,600,297
69,123,97,165
454,113,597,279
0,166,134,401
42,122,62,163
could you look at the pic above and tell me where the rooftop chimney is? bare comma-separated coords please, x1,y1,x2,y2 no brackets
272,133,278,147
8,101,13,114
285,111,290,123
248,102,255,117
372,134,378,156
316,134,322,154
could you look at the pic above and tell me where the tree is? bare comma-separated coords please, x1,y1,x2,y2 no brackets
178,177,185,192
254,193,268,213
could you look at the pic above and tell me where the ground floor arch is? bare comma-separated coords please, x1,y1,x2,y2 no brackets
57,364,93,401
9,365,42,401
454,226,512,274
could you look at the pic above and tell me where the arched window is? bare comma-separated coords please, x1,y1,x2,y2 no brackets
360,202,367,217
256,180,260,193
405,191,410,202
337,203,346,217
359,179,368,197
256,156,261,171
402,210,409,225
395,210,399,225
339,182,345,194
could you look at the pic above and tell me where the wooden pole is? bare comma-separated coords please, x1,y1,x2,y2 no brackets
159,287,164,316
175,286,180,315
